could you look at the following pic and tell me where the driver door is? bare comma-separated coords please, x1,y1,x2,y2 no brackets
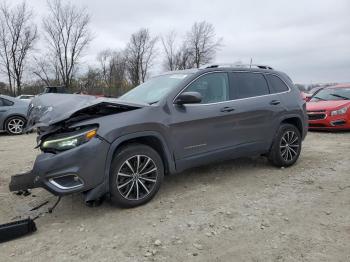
169,72,238,169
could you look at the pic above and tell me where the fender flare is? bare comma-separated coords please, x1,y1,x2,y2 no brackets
84,131,176,202
104,131,175,181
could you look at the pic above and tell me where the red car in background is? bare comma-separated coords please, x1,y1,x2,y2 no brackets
306,84,350,130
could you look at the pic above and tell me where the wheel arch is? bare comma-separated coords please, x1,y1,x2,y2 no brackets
106,131,175,179
280,116,304,137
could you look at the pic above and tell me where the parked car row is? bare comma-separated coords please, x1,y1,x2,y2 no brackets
5,64,350,208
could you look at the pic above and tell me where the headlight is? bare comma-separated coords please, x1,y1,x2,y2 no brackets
331,106,348,116
41,127,98,152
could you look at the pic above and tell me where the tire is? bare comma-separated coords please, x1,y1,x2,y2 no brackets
109,143,164,208
268,124,302,167
4,116,26,135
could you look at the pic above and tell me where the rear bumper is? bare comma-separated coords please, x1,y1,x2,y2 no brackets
9,137,110,195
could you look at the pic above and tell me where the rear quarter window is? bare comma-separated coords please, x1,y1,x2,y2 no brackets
0,98,14,106
266,74,290,93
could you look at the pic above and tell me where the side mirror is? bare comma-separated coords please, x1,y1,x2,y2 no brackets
174,92,202,105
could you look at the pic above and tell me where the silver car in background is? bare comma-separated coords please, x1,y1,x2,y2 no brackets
0,95,29,135
16,94,35,102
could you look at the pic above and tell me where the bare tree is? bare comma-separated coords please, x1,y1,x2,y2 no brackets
161,31,195,71
97,49,127,95
97,49,111,88
126,28,157,86
32,55,61,86
186,21,222,68
174,43,193,70
161,30,178,71
42,0,92,88
0,2,37,96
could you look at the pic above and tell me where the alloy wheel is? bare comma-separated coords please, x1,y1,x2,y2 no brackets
116,155,158,201
280,131,300,162
7,118,25,134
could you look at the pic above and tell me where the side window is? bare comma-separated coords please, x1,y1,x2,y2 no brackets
0,98,13,106
185,73,229,104
230,72,270,99
266,74,289,93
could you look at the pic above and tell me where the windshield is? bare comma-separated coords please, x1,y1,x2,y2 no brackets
311,88,350,101
119,73,190,104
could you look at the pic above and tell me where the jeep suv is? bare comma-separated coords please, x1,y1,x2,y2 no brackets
10,64,308,207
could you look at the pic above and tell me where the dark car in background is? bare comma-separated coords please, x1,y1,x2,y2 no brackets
10,64,308,207
307,84,350,130
0,95,29,135
43,86,67,94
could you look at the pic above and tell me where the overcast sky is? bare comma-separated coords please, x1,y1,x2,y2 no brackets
8,0,350,84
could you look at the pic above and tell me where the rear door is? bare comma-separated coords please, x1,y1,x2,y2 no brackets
227,71,284,149
0,98,14,117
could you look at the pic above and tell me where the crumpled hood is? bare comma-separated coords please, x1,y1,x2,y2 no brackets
306,100,350,111
26,93,145,129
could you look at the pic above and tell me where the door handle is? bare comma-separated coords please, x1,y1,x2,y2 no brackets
270,100,281,105
220,106,235,112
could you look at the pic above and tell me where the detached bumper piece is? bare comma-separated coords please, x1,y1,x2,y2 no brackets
0,218,37,243
9,171,39,192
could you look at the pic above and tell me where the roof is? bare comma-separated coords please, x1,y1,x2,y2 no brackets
329,83,350,88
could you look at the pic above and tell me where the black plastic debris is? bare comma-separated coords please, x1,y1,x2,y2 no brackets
0,218,37,243
0,196,61,243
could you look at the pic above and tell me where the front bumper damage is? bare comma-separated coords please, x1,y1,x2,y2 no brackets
9,93,144,200
9,137,110,196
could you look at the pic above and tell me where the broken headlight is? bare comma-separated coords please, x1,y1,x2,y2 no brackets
330,106,348,116
41,127,98,152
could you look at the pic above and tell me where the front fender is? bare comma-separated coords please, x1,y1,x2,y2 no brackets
84,131,176,202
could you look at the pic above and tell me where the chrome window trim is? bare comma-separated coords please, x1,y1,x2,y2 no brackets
172,70,292,106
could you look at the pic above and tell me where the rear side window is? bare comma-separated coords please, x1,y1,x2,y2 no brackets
230,72,269,99
0,98,14,106
266,74,289,93
185,72,230,104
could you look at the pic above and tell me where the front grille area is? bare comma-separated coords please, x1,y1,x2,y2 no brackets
307,111,326,120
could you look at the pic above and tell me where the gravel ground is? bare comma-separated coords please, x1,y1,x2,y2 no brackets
0,131,349,262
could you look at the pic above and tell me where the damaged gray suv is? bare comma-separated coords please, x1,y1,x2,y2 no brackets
10,65,308,207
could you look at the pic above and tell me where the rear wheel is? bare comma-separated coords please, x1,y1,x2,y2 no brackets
5,116,25,135
268,124,302,167
109,144,164,208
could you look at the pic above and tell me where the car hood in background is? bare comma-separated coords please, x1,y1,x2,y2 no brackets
26,93,145,129
306,100,350,111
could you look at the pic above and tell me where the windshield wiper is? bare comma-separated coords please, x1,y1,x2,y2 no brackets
313,96,326,101
329,94,350,100
148,101,159,105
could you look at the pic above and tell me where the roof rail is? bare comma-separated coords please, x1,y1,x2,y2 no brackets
203,63,274,70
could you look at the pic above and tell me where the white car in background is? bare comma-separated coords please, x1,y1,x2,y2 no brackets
16,94,35,102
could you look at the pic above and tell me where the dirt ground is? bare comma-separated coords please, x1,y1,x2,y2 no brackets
0,131,349,262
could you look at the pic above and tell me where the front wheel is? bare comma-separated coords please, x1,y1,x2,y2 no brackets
268,124,302,167
109,144,164,208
